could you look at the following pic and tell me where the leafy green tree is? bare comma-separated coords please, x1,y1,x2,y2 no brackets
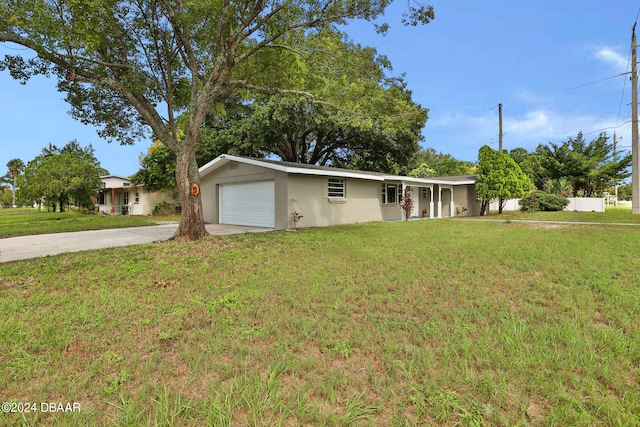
197,30,427,173
19,142,106,212
6,158,24,207
0,173,11,206
543,177,573,197
615,182,632,201
407,147,473,177
534,132,630,197
1,0,434,240
476,145,531,215
131,141,177,195
408,163,436,178
508,147,543,187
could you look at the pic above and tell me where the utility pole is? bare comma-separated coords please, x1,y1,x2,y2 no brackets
498,102,504,213
498,103,503,153
614,132,618,206
632,24,639,214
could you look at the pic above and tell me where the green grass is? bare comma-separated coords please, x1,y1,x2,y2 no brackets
488,205,640,224
1,220,639,426
0,208,179,238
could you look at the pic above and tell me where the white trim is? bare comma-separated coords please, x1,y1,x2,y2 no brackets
200,154,476,186
200,154,386,181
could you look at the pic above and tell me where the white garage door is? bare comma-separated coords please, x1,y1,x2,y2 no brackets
219,181,275,228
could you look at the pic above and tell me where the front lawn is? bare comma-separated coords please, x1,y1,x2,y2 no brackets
487,205,640,223
1,220,638,425
0,208,178,238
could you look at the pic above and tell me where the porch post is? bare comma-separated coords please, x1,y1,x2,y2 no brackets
449,187,455,217
437,186,442,218
111,188,115,215
429,186,434,219
401,183,406,220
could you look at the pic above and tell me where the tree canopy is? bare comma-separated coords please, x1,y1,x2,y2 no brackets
19,141,106,211
131,140,177,195
509,133,631,198
534,132,631,197
476,145,530,214
407,147,473,177
1,0,434,239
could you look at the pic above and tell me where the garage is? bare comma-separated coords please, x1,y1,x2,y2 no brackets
219,181,275,228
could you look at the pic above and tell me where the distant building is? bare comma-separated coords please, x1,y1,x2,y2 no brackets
96,175,173,215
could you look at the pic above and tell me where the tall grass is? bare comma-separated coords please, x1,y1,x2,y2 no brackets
0,220,639,425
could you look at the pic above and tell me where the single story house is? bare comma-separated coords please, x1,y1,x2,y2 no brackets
96,175,171,215
199,154,480,230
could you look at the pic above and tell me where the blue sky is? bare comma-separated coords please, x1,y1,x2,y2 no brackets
1,0,638,176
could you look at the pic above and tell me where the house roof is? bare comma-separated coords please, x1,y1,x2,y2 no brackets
100,174,131,181
99,175,144,190
199,154,476,186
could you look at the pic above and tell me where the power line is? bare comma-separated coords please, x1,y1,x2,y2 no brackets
616,44,633,125
557,72,630,93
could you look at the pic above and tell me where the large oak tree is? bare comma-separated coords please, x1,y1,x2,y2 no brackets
1,0,433,239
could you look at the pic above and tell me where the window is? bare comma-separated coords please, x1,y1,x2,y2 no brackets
422,187,431,199
328,178,345,198
123,191,129,205
98,192,105,205
123,182,130,187
382,183,401,204
134,192,140,203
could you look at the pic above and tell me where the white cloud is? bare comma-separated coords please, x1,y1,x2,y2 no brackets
594,46,629,72
429,108,622,160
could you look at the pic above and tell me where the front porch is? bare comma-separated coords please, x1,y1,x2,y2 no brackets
96,187,138,215
403,183,456,220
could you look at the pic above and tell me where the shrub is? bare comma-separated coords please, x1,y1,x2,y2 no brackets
520,190,569,212
151,201,178,216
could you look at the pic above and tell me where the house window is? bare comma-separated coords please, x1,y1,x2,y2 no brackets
123,191,129,205
422,187,431,199
382,183,401,204
134,192,140,203
328,178,345,198
98,192,105,205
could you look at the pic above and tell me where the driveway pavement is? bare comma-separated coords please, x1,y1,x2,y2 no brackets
0,223,272,263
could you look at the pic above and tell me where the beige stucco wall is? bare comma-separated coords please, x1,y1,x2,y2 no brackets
287,175,401,228
136,188,174,215
98,186,172,215
460,184,481,216
200,160,480,228
200,161,289,229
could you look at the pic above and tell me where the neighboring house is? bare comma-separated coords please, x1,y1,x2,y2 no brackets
96,175,171,215
199,154,480,230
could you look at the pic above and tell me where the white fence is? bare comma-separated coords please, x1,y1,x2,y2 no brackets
490,197,605,213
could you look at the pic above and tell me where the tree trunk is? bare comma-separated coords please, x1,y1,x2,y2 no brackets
11,175,16,207
479,200,489,216
174,147,207,240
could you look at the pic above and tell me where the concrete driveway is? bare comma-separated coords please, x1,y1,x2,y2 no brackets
0,223,272,263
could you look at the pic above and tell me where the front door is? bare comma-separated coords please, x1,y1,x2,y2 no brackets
410,186,419,218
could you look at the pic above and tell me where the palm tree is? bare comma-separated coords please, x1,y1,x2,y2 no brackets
6,158,25,207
